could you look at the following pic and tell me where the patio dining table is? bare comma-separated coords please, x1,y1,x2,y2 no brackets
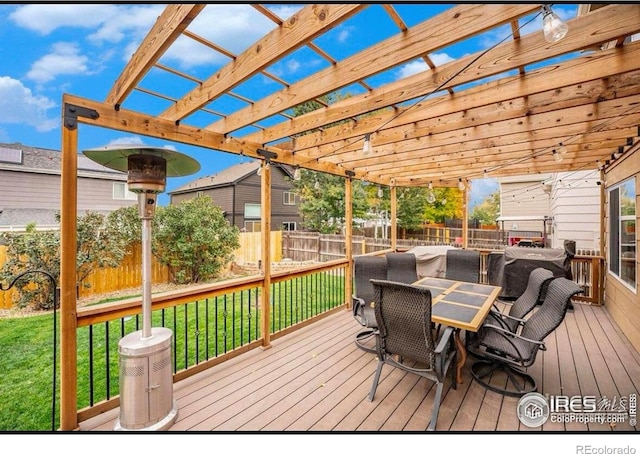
413,276,502,384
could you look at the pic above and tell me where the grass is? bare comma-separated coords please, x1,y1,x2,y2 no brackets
0,272,345,431
0,312,58,431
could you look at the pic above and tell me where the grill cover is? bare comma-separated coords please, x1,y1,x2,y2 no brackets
502,246,571,299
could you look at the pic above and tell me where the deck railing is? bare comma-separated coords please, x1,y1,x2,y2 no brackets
74,259,348,423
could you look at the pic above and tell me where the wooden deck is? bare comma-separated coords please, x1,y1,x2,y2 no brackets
80,302,640,432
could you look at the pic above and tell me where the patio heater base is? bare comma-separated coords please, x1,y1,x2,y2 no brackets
114,327,178,431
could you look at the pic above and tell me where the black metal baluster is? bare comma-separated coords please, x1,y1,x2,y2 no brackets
88,325,94,407
105,322,110,400
183,304,188,370
195,300,200,365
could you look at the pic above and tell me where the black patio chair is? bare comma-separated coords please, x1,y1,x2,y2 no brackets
352,255,387,353
485,267,555,332
445,248,481,283
469,277,583,397
368,279,457,431
385,252,418,284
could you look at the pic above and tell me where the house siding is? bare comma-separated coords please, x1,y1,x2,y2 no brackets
169,163,302,231
499,176,551,233
549,170,601,251
0,149,135,228
604,150,639,353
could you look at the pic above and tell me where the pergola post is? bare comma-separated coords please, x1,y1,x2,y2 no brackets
60,106,79,431
344,176,353,309
462,182,469,248
390,185,397,251
260,160,272,350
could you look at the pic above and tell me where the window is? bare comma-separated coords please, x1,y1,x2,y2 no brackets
244,221,261,232
283,191,296,205
609,178,636,290
113,182,137,201
282,222,296,231
244,203,261,219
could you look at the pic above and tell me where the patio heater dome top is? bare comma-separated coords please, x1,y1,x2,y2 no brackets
82,144,200,177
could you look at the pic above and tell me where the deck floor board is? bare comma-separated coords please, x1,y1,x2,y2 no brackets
80,303,639,433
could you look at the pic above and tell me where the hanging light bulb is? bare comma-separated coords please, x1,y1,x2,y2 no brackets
542,5,568,43
552,149,563,162
458,178,465,191
377,187,383,198
427,190,436,204
314,180,320,190
256,164,262,176
293,167,301,180
613,146,623,159
428,182,433,190
441,198,447,206
363,134,372,155
557,142,568,155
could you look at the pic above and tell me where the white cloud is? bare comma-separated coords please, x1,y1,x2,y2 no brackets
268,5,302,20
9,4,120,35
86,5,165,44
107,136,145,147
26,42,90,84
336,26,354,44
0,76,57,132
397,53,454,79
162,5,278,69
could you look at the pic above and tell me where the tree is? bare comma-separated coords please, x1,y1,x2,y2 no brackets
290,169,369,233
152,196,240,284
470,190,500,226
423,187,464,224
0,210,137,310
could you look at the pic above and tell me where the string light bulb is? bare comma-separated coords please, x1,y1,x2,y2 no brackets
256,161,270,175
542,5,568,43
314,179,320,190
552,149,563,162
613,147,623,159
293,167,301,180
427,190,436,204
363,134,372,155
557,142,568,156
377,187,383,198
457,178,466,191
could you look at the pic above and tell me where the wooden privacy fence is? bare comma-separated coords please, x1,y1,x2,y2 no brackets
0,232,283,308
232,231,283,264
0,243,170,309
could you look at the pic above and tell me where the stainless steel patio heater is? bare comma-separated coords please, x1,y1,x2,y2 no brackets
83,144,200,431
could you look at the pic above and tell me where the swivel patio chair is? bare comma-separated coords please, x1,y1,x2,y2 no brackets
368,279,457,431
385,252,418,284
484,267,555,332
469,277,583,397
445,248,481,283
352,255,387,353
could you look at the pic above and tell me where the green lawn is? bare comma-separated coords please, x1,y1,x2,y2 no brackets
0,312,58,431
0,273,345,431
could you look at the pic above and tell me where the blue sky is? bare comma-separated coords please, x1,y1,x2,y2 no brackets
0,3,577,206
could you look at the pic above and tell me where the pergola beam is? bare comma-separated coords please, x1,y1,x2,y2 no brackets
105,4,205,107
159,4,365,123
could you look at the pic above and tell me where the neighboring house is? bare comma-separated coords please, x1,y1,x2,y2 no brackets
496,171,601,251
169,160,302,232
0,142,136,230
496,173,554,246
548,170,601,251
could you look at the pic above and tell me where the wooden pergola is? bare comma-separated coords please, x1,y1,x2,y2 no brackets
58,4,640,429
